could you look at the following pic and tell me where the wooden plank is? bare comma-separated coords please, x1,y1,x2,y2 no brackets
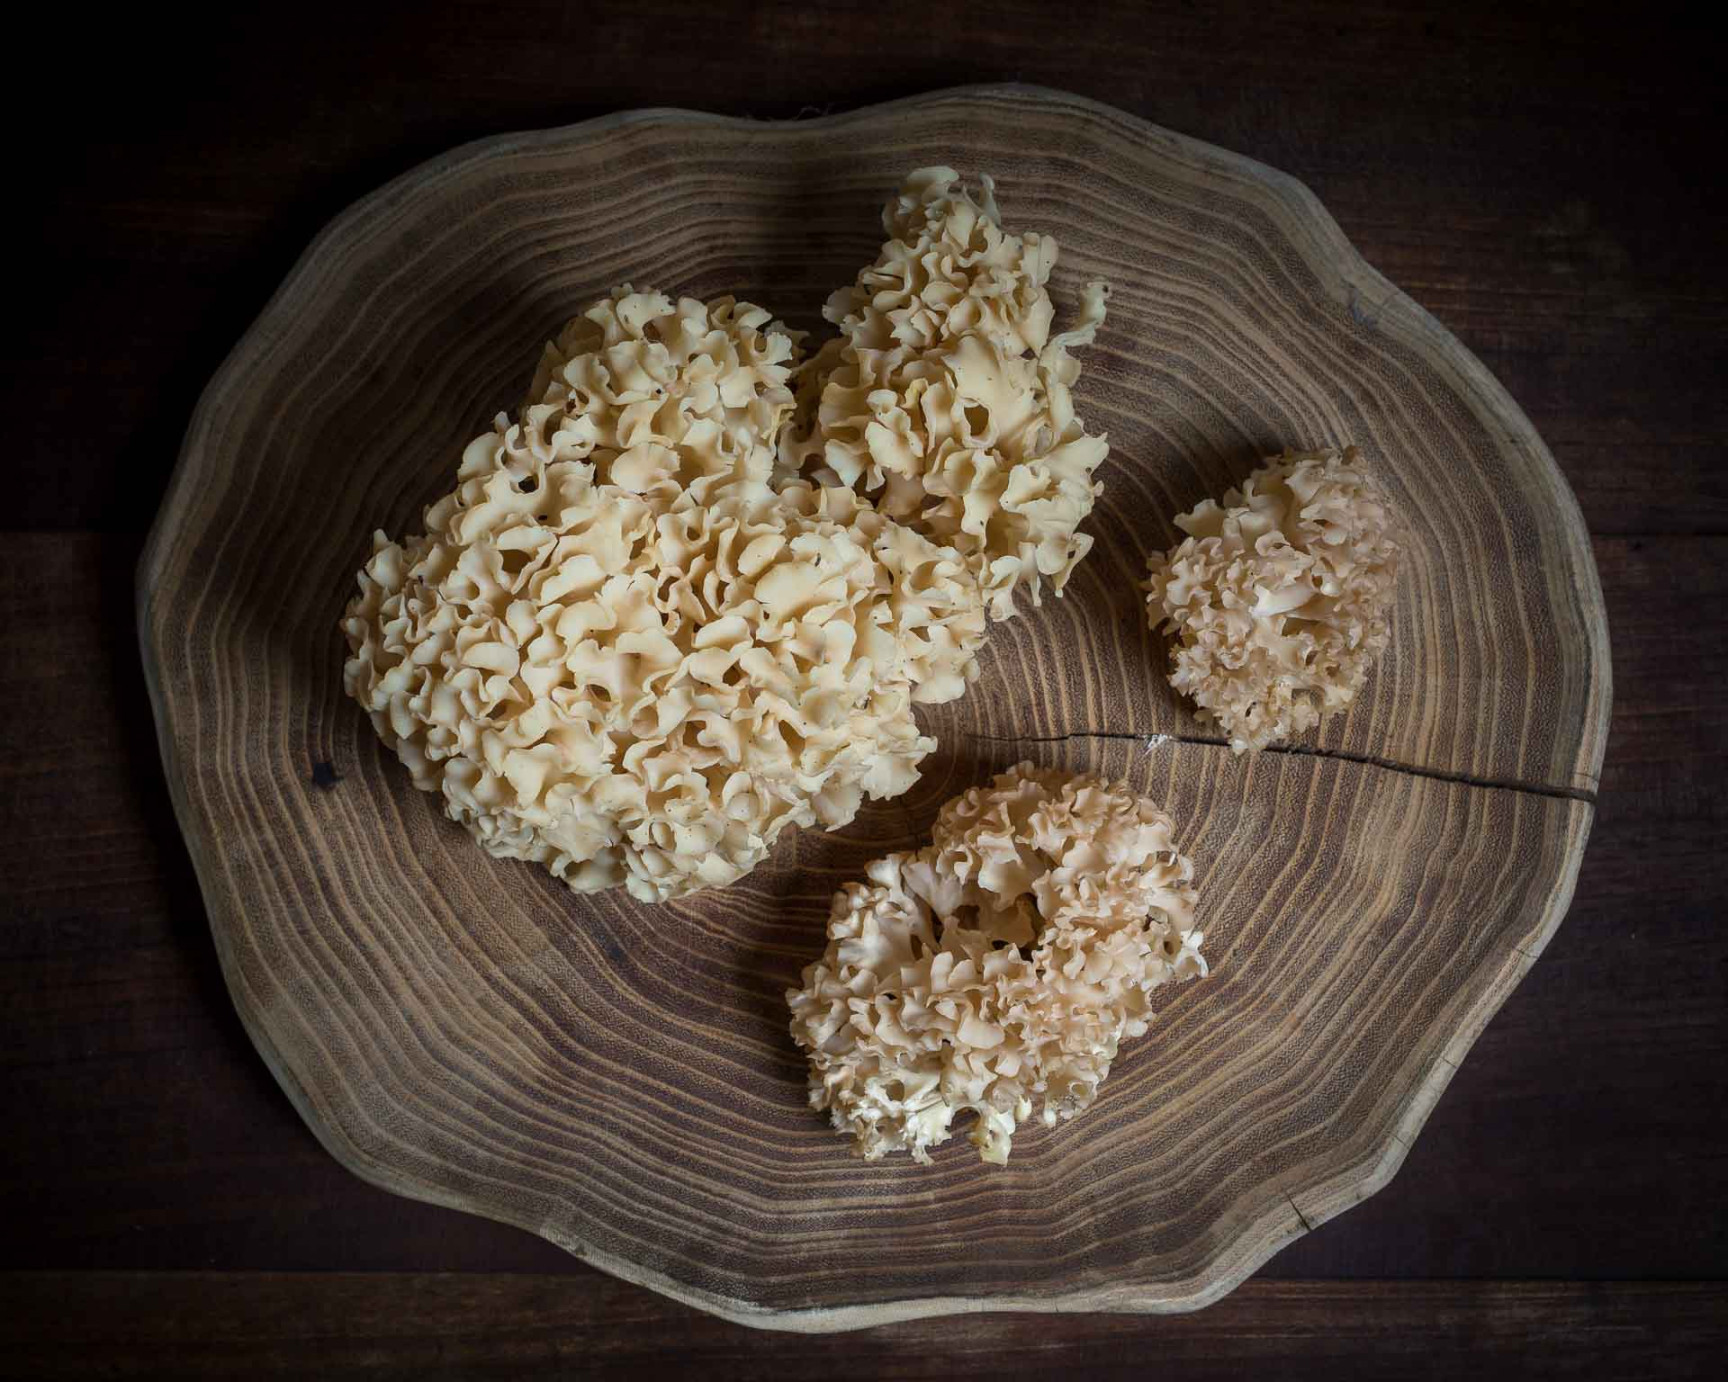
1,0,1720,1358
7,4,1722,536
0,1274,1720,1379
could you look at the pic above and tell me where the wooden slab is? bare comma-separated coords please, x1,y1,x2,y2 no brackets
138,86,1609,1328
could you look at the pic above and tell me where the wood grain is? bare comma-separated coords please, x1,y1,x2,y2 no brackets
10,534,1710,1282
136,87,1609,1327
4,1273,1722,1381
16,2,1724,539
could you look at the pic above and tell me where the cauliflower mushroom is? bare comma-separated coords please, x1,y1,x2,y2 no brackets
1143,445,1404,753
788,763,1206,1165
780,169,1113,620
342,290,986,902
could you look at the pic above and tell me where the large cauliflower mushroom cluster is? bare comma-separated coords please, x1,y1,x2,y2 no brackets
780,167,1113,620
788,763,1207,1165
1143,445,1404,753
343,289,985,901
344,170,1115,903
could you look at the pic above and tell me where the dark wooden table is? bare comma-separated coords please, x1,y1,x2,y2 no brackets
3,2,1723,1375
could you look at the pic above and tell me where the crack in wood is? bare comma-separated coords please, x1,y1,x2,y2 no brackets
1286,1191,1314,1234
961,729,1598,807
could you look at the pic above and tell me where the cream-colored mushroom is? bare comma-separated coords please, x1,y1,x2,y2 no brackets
342,290,986,902
780,169,1113,620
1143,445,1404,753
344,173,1115,903
787,763,1206,1165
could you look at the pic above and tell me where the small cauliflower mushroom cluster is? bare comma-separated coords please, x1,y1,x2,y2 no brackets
788,763,1206,1165
1143,445,1404,753
780,167,1113,620
343,289,986,902
345,171,1114,902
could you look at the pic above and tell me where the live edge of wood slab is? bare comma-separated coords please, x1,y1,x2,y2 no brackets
137,86,1609,1329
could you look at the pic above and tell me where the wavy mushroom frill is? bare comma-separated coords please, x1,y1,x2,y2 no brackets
788,763,1206,1165
507,287,803,504
342,290,988,903
780,168,1113,620
1143,446,1405,753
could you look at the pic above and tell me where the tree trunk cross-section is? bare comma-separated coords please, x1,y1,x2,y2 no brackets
138,87,1609,1328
